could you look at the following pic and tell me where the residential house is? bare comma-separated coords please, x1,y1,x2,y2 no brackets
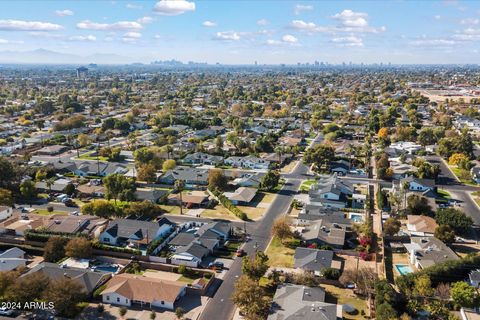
24,262,111,295
46,214,108,237
168,191,210,208
35,178,72,193
230,173,262,188
400,176,436,192
74,161,128,177
76,184,105,198
294,248,334,276
225,156,270,170
300,220,347,249
35,145,69,156
268,284,339,320
404,237,459,269
406,215,438,237
0,247,27,272
308,174,353,209
169,221,230,266
134,188,169,204
182,152,223,166
101,273,186,310
329,160,351,176
296,206,352,229
0,206,13,221
159,166,209,187
224,187,257,205
389,141,423,155
469,269,480,288
99,218,174,248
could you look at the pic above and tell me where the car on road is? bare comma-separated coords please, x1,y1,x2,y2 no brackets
0,308,13,316
236,249,245,257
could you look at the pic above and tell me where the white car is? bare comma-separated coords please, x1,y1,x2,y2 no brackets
0,308,13,316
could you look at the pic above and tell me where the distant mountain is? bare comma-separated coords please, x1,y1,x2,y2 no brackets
0,49,135,65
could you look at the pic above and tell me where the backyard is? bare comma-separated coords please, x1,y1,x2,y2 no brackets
322,284,368,320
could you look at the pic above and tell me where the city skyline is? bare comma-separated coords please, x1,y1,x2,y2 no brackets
0,0,480,64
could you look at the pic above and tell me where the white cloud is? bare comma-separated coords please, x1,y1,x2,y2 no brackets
460,18,480,25
55,9,74,17
333,9,368,28
332,35,364,47
294,4,313,15
0,19,63,31
124,31,142,38
68,35,96,41
214,31,240,41
266,39,282,45
137,16,153,24
77,20,143,31
410,36,456,47
202,20,217,27
0,38,24,44
126,3,143,9
257,19,269,26
434,15,441,20
282,34,298,43
153,0,195,16
290,20,319,32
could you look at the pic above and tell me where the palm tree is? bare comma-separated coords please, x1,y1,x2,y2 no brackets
402,181,410,213
174,180,185,215
46,178,55,194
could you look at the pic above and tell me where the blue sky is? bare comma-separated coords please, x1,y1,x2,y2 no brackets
0,0,480,64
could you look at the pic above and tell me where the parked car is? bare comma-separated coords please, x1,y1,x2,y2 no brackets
0,308,13,316
208,261,224,269
236,249,245,257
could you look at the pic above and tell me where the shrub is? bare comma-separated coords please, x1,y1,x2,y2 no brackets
323,268,341,280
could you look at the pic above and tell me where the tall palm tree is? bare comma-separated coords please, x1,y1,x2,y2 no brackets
174,180,185,215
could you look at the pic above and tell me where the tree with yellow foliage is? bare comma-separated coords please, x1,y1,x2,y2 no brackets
448,153,469,166
378,127,388,139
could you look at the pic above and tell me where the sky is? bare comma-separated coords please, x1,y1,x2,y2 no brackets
0,0,480,64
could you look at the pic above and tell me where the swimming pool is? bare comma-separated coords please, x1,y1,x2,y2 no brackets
395,264,413,275
92,264,120,273
350,214,364,223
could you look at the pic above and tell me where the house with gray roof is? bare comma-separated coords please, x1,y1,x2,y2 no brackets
308,174,353,209
182,152,223,166
300,220,346,249
0,247,26,272
469,269,480,288
268,284,339,320
24,262,111,295
404,236,459,269
159,166,209,186
296,206,352,229
294,248,334,276
225,155,270,170
99,218,174,249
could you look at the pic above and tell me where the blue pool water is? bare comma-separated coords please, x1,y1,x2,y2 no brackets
395,264,413,275
94,265,119,273
350,214,363,222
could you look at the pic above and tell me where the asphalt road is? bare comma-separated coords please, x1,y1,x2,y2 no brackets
198,135,322,320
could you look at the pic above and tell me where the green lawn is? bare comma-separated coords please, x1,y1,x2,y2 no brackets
437,189,451,199
449,166,477,186
300,179,316,192
34,209,69,216
77,152,108,161
265,237,295,268
158,205,182,215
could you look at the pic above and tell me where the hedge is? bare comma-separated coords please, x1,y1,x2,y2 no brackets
209,187,247,220
92,242,141,255
24,229,88,242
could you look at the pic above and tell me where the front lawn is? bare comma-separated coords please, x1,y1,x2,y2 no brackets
449,166,477,186
158,205,182,215
34,209,69,216
300,179,316,192
77,151,108,162
200,205,241,220
265,237,295,268
214,241,242,259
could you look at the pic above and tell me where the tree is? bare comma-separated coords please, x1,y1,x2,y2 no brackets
376,303,397,320
81,199,118,218
124,200,164,219
378,127,389,139
303,144,335,172
0,188,13,207
231,275,271,320
77,133,90,147
383,217,401,236
20,180,37,200
43,237,68,262
435,208,473,232
271,216,293,242
103,173,136,203
259,170,280,191
0,271,18,297
434,224,455,244
137,164,157,183
174,180,185,215
64,183,76,196
6,273,50,305
43,278,86,318
451,281,479,308
162,159,176,172
339,267,377,296
407,194,432,216
150,311,156,320
413,274,434,298
65,237,92,259
448,153,469,166
175,307,185,319
208,169,228,191
241,251,269,280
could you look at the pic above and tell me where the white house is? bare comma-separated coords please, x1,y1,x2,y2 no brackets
225,156,270,170
101,274,186,310
0,206,13,221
